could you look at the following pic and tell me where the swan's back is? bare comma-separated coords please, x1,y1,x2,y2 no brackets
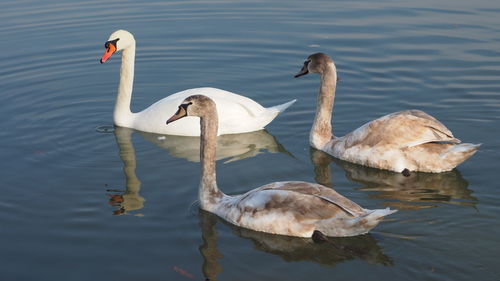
340,110,458,149
166,87,265,113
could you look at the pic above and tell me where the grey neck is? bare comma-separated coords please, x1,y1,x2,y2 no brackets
199,107,224,209
309,64,337,149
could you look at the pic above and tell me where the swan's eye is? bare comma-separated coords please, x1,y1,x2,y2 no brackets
180,101,193,109
104,38,120,49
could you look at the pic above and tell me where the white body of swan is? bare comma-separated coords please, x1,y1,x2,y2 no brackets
295,53,480,173
166,95,396,237
100,30,295,136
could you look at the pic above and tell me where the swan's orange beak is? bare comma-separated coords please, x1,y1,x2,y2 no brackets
100,43,117,64
166,105,188,124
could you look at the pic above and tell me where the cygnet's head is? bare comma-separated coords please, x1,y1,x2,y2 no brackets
166,95,217,124
294,53,335,77
100,30,135,63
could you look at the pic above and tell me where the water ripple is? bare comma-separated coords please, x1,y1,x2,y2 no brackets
1,1,500,280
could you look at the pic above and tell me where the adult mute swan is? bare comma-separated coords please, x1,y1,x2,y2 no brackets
295,53,480,173
100,30,295,136
166,95,396,237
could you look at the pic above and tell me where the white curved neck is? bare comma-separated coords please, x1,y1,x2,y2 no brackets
310,63,337,149
114,44,136,127
199,108,224,209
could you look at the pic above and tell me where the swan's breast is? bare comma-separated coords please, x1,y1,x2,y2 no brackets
327,137,409,172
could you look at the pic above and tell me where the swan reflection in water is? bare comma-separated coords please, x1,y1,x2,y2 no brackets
198,210,392,281
310,148,477,210
107,127,145,216
138,128,289,163
107,126,290,215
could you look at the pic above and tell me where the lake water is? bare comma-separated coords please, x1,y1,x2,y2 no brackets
1,0,499,280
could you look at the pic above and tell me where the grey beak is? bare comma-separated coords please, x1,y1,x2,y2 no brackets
294,60,310,78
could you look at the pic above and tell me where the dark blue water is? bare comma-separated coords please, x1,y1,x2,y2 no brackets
1,1,499,280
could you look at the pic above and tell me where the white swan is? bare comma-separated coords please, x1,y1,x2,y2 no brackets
295,53,480,173
100,30,295,136
166,95,396,237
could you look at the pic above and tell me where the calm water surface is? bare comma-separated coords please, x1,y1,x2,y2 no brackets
1,0,499,280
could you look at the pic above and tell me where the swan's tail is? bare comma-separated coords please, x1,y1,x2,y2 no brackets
441,143,481,169
267,99,297,114
257,99,297,130
361,208,398,223
315,207,397,237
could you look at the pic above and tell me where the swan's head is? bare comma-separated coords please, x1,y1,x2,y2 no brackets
100,30,135,63
166,95,216,124
294,53,335,78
